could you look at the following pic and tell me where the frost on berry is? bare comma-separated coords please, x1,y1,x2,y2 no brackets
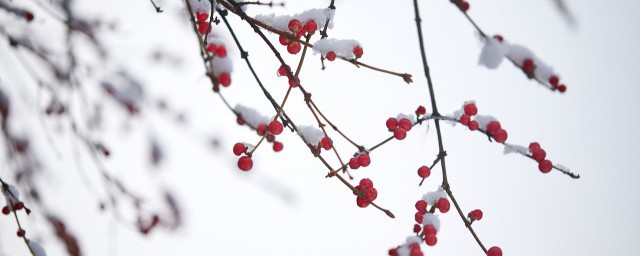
487,246,503,256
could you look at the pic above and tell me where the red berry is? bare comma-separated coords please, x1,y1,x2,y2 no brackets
304,20,317,33
394,128,407,140
326,51,336,61
237,156,253,171
357,154,371,167
386,117,398,130
25,12,34,22
529,142,541,152
257,123,267,136
356,196,370,208
493,35,504,42
353,46,364,58
492,129,508,143
549,75,559,86
468,120,479,131
214,45,227,58
415,200,427,213
349,158,360,169
415,212,424,223
398,118,412,131
464,103,478,116
539,159,553,173
364,187,378,201
418,166,431,178
288,76,299,87
2,206,9,215
277,65,289,76
459,1,470,12
266,134,275,143
197,21,209,34
558,84,567,93
532,148,546,162
469,209,483,220
273,141,283,152
423,224,437,236
320,137,333,150
196,12,208,22
413,224,422,233
416,105,427,115
460,114,470,125
279,35,290,46
359,178,373,189
522,58,535,73
233,143,246,156
219,73,231,87
388,248,398,256
288,19,302,33
424,234,438,246
487,246,503,256
17,229,25,237
486,121,501,135
268,120,284,135
287,42,302,54
12,202,23,211
437,198,450,213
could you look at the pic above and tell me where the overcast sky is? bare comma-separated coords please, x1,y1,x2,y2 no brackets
2,0,640,255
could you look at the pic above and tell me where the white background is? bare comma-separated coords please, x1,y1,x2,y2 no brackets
1,0,639,255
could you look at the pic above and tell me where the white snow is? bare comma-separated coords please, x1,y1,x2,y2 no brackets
2,183,19,207
423,187,448,205
503,143,528,155
210,55,233,76
254,8,336,33
297,125,324,145
421,213,441,232
473,114,497,130
478,37,509,69
27,240,47,256
234,104,270,128
396,113,416,124
189,0,213,13
312,38,361,59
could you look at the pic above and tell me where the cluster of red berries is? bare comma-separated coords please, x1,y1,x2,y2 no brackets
459,102,509,143
324,45,363,62
277,64,300,88
354,178,377,208
547,74,567,92
529,142,554,173
348,153,371,170
386,116,413,140
521,58,567,93
233,120,286,171
388,242,425,256
2,201,25,215
413,200,440,246
450,0,470,12
279,19,318,55
195,11,211,35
